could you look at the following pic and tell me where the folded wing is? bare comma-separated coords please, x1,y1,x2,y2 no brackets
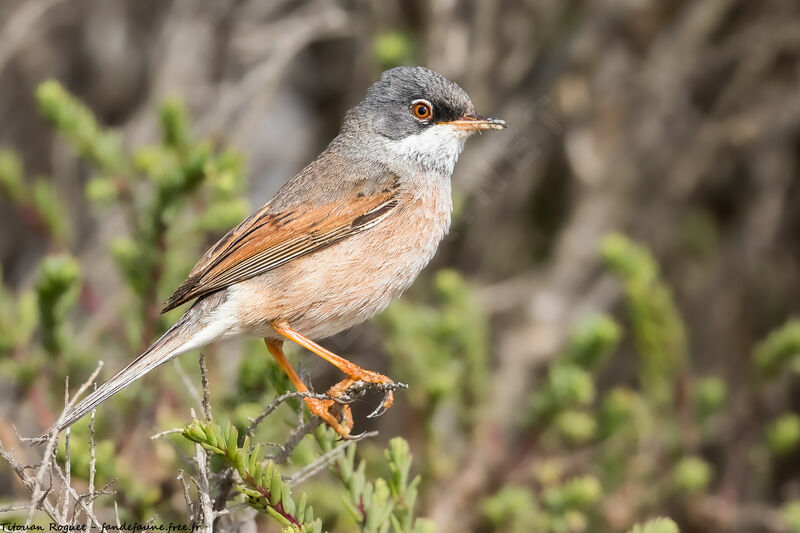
162,174,400,313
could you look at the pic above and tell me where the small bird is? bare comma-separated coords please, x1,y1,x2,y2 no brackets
49,66,506,438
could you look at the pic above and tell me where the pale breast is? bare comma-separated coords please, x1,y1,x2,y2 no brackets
233,177,452,339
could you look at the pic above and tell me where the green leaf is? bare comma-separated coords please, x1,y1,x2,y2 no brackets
0,148,25,203
565,313,622,371
628,517,679,533
373,31,414,69
673,456,712,494
766,414,800,456
754,320,800,378
782,501,800,533
35,254,81,356
36,80,125,173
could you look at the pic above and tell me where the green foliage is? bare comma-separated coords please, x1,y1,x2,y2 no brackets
602,233,687,404
0,148,71,244
35,254,80,357
182,420,432,533
783,501,800,533
628,517,679,533
543,475,602,511
532,364,595,420
183,420,323,532
0,81,251,520
481,486,539,533
529,313,620,427
34,79,247,348
0,148,25,202
314,431,431,533
37,80,125,173
694,377,727,421
672,456,712,493
766,414,800,456
379,269,489,427
373,31,415,69
553,409,597,444
753,319,800,378
480,475,602,533
0,267,37,357
565,313,622,371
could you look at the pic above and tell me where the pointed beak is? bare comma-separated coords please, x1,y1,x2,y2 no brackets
440,114,507,131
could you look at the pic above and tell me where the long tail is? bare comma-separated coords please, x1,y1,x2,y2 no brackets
45,293,232,436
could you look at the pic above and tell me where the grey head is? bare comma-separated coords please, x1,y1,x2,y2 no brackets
340,66,506,175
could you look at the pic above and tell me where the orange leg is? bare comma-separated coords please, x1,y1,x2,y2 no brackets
264,338,353,437
271,321,396,413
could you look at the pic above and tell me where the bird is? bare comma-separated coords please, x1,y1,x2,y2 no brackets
47,66,506,439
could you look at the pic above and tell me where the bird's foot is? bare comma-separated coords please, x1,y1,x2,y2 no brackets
305,374,407,438
303,396,353,438
327,374,408,420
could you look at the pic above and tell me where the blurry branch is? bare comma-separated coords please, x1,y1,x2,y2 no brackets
201,1,353,141
0,0,65,73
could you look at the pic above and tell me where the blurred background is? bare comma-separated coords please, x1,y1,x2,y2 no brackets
1,1,799,532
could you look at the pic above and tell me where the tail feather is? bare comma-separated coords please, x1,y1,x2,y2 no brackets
47,321,187,435
45,290,234,437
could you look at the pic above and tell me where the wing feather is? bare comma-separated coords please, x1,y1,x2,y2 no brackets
161,175,400,313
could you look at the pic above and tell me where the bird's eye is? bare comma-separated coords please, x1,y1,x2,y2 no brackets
410,100,433,121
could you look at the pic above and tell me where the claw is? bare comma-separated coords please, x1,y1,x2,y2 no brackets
333,393,354,405
338,430,369,441
367,402,386,419
367,389,394,418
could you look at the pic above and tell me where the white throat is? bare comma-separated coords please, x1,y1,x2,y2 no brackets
383,124,469,176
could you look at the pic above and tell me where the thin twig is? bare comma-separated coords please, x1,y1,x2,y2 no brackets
49,456,106,529
25,362,103,525
190,408,214,533
212,468,235,514
0,0,66,73
270,417,324,465
85,401,97,532
60,378,70,519
245,391,329,438
0,502,34,513
150,427,185,440
114,499,121,528
289,431,377,486
0,439,62,523
173,359,203,412
199,352,212,422
177,469,195,520
71,481,115,519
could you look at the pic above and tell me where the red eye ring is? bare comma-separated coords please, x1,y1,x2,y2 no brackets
410,99,433,121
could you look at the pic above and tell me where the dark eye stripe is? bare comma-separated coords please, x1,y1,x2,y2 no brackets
431,101,463,123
